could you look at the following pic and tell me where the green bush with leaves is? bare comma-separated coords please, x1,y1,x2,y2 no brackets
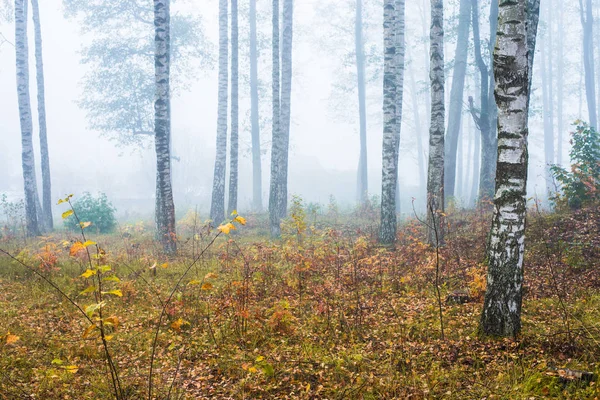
551,121,600,209
64,192,117,233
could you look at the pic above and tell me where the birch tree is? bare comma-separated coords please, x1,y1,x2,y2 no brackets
444,0,471,202
249,0,263,211
480,0,538,337
15,0,40,237
210,0,228,225
269,0,293,237
31,0,52,230
269,0,281,237
356,0,368,204
379,0,405,244
426,0,445,245
154,0,176,254
228,0,239,214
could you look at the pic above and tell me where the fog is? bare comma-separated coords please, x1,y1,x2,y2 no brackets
0,0,587,221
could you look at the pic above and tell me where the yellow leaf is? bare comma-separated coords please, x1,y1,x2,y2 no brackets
6,334,19,344
80,285,96,295
57,198,65,205
217,222,236,235
234,215,246,225
70,241,85,256
204,272,218,280
201,282,213,291
102,289,122,297
255,356,264,362
230,209,238,216
80,269,97,278
103,276,120,283
62,209,74,219
248,366,258,373
188,279,201,285
80,221,92,229
103,316,119,329
97,265,111,273
82,324,96,338
160,263,169,269
64,365,79,373
104,335,114,341
82,240,96,248
170,318,189,333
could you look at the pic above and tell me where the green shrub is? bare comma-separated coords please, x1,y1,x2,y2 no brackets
64,192,117,233
551,121,600,209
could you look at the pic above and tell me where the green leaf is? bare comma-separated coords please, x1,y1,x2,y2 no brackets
188,279,201,285
84,302,105,317
102,276,120,283
97,265,112,273
51,358,63,365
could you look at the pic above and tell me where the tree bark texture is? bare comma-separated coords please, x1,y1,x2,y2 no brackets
228,0,239,215
154,0,177,254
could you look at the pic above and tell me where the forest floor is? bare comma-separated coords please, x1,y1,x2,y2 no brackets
0,204,599,399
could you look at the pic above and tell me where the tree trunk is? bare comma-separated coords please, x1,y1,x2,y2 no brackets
579,0,597,128
444,0,471,202
456,118,464,200
249,0,263,211
408,58,427,195
278,0,293,220
480,0,533,338
31,0,52,231
210,0,228,225
15,0,40,237
228,0,239,215
426,0,445,246
556,0,564,166
269,0,281,237
154,0,176,254
540,24,554,199
356,0,368,204
379,0,398,244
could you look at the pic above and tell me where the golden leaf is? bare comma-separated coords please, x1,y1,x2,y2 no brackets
217,222,236,235
80,221,92,229
82,240,97,248
82,324,97,339
70,241,85,256
201,282,213,291
6,333,19,344
80,269,97,278
62,209,74,219
64,365,79,373
234,215,247,226
103,316,119,329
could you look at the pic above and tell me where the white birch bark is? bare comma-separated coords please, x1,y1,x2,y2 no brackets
154,0,176,254
210,0,228,225
426,0,445,245
379,0,397,244
249,0,263,211
278,0,293,219
269,0,281,237
31,0,52,231
15,0,40,237
480,0,530,337
228,0,239,215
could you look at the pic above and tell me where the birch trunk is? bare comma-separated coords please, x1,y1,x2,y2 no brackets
154,0,176,254
579,0,597,129
269,0,281,237
228,0,239,214
31,0,52,231
278,0,293,220
249,0,263,211
15,0,40,237
540,29,555,199
480,0,531,338
426,0,445,245
444,0,471,202
210,0,228,225
356,0,369,204
379,0,397,244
